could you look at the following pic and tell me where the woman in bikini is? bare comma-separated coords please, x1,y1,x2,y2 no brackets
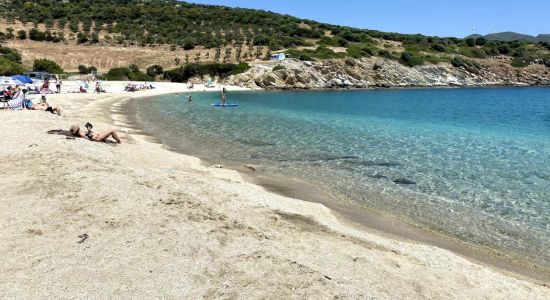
69,124,121,143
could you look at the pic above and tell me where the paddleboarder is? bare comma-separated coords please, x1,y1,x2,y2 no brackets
220,87,227,106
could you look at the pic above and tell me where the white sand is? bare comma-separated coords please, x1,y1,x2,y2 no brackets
0,82,548,299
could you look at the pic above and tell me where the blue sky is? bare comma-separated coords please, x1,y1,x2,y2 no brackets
187,0,549,38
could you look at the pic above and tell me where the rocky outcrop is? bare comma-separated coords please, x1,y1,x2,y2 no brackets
223,57,550,89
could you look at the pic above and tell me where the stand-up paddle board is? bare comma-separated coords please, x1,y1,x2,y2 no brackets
212,104,239,107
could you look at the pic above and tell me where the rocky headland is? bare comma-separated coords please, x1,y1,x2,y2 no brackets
224,57,550,89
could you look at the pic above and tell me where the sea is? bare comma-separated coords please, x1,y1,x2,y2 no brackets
133,87,550,269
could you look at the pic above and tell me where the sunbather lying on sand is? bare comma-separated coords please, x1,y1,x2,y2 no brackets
69,123,121,143
25,98,62,116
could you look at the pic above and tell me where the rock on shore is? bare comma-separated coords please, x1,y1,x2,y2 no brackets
224,57,550,89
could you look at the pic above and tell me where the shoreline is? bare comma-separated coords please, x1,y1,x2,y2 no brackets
121,87,550,283
1,81,549,298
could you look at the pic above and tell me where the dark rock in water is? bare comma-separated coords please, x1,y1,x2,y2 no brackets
376,162,401,167
237,139,275,147
369,174,389,179
349,160,401,167
393,178,416,185
305,154,359,162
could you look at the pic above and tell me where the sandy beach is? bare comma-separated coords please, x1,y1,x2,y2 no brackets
1,81,549,299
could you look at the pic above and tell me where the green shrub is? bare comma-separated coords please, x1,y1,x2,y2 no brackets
272,65,286,71
378,49,393,59
106,67,131,80
431,44,446,52
78,65,88,74
511,57,532,68
337,38,349,47
451,56,480,73
76,32,88,44
164,63,250,82
28,28,46,41
475,37,487,46
400,52,424,67
286,50,314,61
461,47,488,59
105,66,154,81
16,30,26,40
146,65,164,77
318,36,338,46
424,55,441,64
33,58,63,74
129,64,140,73
512,47,527,57
78,65,97,74
0,56,26,75
465,38,476,47
0,46,22,63
346,44,377,58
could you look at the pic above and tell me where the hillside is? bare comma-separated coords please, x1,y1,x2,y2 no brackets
467,32,550,43
0,0,549,82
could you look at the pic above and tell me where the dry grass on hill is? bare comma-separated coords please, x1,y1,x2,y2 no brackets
1,19,269,72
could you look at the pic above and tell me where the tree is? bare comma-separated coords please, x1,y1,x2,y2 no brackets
146,65,164,77
0,46,22,63
497,44,510,55
431,44,446,52
76,32,88,44
6,28,14,39
78,65,88,74
475,37,487,46
16,30,27,40
29,28,46,41
400,52,424,67
33,59,64,74
129,64,140,73
90,32,99,44
465,38,475,47
0,57,26,76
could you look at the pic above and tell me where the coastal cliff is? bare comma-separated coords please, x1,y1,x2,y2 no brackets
224,58,550,89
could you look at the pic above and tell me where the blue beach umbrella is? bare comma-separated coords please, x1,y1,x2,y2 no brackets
11,78,25,85
10,75,33,84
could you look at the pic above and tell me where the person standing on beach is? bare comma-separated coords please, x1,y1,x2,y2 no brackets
220,87,227,106
55,78,62,93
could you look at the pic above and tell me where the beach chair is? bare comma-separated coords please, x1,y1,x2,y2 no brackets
0,93,8,109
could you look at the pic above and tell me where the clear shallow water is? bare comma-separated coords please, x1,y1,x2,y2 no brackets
135,88,550,267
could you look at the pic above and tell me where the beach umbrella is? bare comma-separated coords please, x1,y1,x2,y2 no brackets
11,79,25,85
10,75,33,84
0,76,18,86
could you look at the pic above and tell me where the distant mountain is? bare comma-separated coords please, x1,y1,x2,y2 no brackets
466,32,550,43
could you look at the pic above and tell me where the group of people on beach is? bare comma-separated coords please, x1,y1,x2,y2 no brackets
2,85,62,115
1,83,122,144
124,82,155,92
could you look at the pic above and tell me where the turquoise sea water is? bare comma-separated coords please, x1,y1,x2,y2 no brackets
135,87,550,267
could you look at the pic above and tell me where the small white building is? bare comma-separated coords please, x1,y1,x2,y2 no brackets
270,53,286,61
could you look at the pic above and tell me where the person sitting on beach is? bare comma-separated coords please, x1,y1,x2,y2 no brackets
3,86,14,99
94,81,104,94
79,86,87,93
69,123,121,143
6,86,25,109
39,80,54,94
